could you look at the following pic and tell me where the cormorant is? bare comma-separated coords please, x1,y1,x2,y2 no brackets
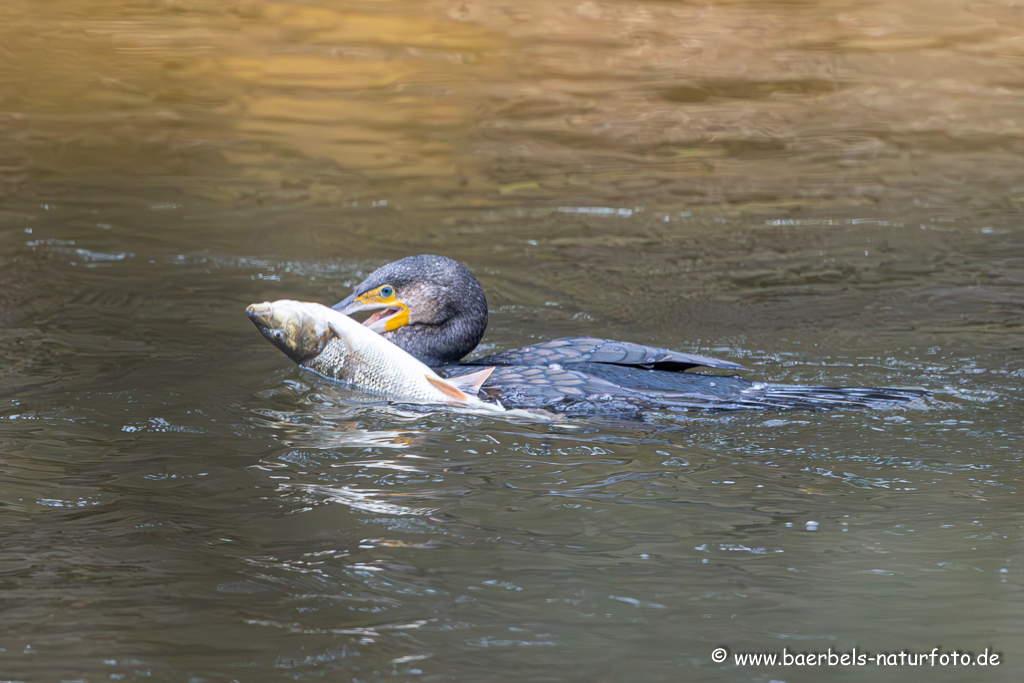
333,254,923,414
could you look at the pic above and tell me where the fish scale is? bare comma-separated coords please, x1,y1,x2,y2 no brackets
302,338,349,382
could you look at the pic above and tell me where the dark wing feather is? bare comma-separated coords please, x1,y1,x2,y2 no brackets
440,362,925,415
465,336,748,372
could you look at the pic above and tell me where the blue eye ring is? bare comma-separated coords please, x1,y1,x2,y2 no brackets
380,285,394,298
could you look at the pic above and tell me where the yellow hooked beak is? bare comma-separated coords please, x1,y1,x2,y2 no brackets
333,285,410,333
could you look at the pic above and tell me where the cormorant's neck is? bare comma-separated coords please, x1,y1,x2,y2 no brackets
385,313,486,366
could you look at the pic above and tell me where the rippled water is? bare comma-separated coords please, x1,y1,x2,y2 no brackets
2,0,1023,681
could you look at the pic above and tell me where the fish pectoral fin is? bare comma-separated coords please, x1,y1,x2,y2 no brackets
426,375,468,401
445,366,495,396
326,320,355,353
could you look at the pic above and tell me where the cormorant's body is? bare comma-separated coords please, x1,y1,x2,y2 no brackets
333,255,923,414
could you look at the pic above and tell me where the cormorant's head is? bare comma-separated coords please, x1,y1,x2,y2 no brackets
333,255,488,365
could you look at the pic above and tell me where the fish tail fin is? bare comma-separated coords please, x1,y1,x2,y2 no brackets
426,375,469,401
425,367,494,403
445,366,494,396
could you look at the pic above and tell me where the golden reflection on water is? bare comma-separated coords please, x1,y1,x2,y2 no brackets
3,0,1024,214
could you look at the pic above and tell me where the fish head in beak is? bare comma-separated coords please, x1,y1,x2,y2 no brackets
333,283,410,334
246,300,332,363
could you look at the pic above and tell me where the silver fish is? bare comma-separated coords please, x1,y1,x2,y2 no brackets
247,299,503,411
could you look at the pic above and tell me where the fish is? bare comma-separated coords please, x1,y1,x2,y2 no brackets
246,299,505,412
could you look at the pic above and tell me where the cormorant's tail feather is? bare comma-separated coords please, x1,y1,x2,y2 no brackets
550,384,927,415
692,384,927,411
611,383,925,413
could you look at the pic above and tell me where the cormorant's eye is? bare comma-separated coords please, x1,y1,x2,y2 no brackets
379,285,394,298
273,330,285,341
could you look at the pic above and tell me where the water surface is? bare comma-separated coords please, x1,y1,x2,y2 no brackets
1,1,1023,681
